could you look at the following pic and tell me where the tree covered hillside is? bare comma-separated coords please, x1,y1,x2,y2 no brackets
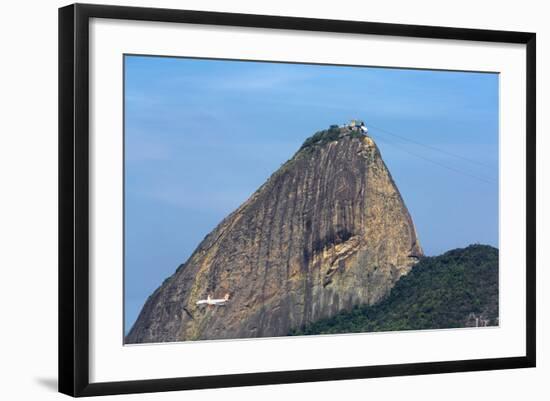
291,244,498,335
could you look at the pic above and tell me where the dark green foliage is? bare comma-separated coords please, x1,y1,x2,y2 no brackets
290,244,499,335
299,124,366,152
299,126,341,151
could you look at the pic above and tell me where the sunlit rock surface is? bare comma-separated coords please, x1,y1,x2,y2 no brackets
126,127,423,343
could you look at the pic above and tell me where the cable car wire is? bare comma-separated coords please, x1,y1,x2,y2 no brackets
371,133,497,185
368,123,494,169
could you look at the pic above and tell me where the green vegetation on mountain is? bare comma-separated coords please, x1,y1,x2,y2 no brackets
299,125,363,151
290,244,498,335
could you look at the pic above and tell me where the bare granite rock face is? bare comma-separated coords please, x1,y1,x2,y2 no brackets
126,128,423,343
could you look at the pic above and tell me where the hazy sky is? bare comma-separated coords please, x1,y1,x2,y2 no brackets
124,55,499,332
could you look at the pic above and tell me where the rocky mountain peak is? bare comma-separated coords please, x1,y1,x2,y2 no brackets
126,124,423,343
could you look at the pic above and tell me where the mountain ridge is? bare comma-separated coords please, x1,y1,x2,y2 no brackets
126,125,423,343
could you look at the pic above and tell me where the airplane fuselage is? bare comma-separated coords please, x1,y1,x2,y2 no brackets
196,294,230,307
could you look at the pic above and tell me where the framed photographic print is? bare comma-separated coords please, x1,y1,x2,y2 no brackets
58,3,536,397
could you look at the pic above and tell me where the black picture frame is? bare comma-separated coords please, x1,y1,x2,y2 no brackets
59,3,536,397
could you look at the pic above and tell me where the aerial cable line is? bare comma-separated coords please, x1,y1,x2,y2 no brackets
368,123,494,169
372,134,497,185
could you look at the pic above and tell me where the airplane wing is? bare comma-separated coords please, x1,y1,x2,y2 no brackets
196,300,208,305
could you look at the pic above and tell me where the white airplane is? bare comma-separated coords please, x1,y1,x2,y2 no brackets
196,293,230,307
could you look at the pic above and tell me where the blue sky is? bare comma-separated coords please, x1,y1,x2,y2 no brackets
124,55,499,332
